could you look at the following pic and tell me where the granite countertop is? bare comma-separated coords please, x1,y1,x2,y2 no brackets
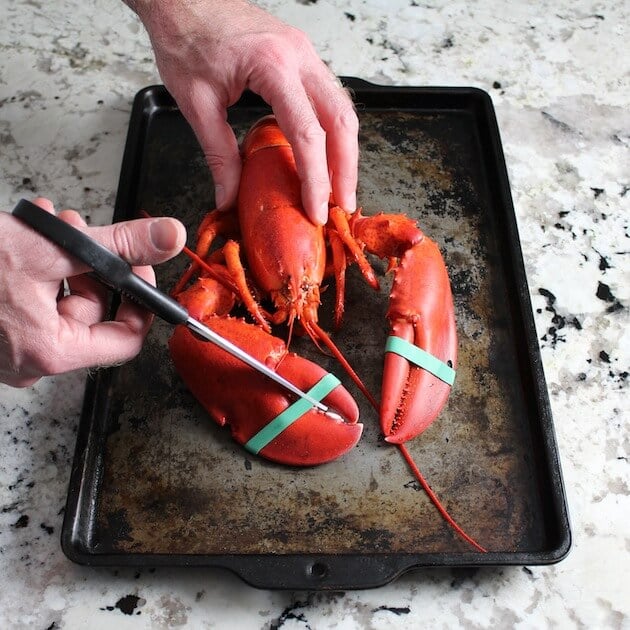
1,0,627,627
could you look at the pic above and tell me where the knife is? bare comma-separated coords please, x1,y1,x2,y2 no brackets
12,199,342,419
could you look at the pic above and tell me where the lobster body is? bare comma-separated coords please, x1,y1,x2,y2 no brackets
170,114,458,458
238,117,326,328
167,115,484,550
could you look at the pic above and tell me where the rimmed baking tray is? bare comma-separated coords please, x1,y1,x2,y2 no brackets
61,79,570,589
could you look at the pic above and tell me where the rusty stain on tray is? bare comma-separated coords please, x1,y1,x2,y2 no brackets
96,109,544,555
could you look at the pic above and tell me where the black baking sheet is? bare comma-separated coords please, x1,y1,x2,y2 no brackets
61,79,570,589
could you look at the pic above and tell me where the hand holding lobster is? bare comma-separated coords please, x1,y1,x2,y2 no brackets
129,0,359,225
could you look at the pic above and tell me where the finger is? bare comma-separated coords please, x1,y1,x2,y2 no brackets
58,212,99,303
31,197,56,213
58,208,88,228
53,318,150,372
88,265,158,364
113,263,156,336
177,85,242,210
15,206,186,283
54,266,158,372
48,216,187,280
305,74,359,213
11,198,67,290
58,264,156,370
60,263,157,327
92,217,186,264
59,213,163,328
255,76,331,225
58,274,109,325
56,209,91,307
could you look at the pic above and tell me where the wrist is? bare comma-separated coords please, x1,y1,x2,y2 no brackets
122,0,155,24
123,0,228,25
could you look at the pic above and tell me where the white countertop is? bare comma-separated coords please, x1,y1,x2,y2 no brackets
1,0,628,627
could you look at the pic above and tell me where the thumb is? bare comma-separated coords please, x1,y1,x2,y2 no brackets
86,217,187,267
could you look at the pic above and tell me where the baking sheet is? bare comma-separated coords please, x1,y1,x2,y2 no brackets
61,80,570,589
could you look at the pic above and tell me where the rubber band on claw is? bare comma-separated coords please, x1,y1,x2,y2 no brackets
385,336,456,386
244,373,342,455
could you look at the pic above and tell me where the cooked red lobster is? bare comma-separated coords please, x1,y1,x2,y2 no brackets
168,115,485,551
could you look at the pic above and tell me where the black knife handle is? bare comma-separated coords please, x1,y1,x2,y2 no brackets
12,199,189,326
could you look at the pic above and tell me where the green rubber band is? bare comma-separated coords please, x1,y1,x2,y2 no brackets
244,373,341,455
385,335,456,386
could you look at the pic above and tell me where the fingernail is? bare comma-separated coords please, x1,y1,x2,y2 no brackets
345,193,357,213
214,184,225,209
315,201,329,225
150,219,179,251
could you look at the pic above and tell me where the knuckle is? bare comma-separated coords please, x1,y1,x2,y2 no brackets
257,37,293,72
255,27,315,72
23,341,59,378
293,123,326,148
289,27,315,54
203,152,228,173
300,167,331,188
332,103,359,136
110,223,138,261
203,152,241,197
59,209,86,227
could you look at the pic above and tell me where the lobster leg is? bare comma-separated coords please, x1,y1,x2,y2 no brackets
327,228,348,329
172,208,240,295
328,206,380,292
222,239,270,331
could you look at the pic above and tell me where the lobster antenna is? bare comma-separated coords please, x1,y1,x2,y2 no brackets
180,246,240,295
319,321,486,553
306,321,379,410
398,443,487,553
359,388,487,552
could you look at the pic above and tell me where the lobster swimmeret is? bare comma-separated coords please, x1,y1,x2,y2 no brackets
168,115,485,551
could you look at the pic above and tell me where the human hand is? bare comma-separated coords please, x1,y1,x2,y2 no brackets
0,198,186,387
129,0,358,225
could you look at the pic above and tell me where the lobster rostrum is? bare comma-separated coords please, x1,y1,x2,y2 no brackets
169,115,485,551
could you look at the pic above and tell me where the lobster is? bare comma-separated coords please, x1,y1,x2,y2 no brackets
168,115,485,551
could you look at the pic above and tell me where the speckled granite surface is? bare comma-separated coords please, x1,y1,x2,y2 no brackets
1,0,628,628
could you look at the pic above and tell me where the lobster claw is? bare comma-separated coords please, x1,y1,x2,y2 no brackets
380,239,458,444
249,352,362,465
169,316,362,466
